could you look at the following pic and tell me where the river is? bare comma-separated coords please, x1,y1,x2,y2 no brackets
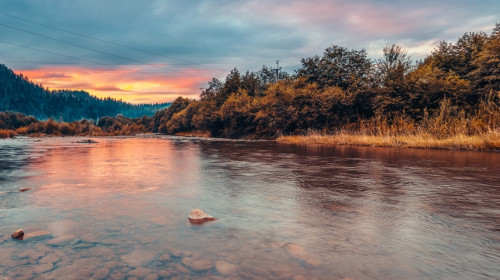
0,136,499,279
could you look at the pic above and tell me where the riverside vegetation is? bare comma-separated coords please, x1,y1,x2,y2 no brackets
1,25,499,150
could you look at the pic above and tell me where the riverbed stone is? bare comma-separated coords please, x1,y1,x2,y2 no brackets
18,248,45,260
0,233,10,243
188,208,215,224
182,257,213,271
23,230,51,241
159,253,171,261
145,273,159,280
157,269,173,278
46,234,78,246
85,246,115,258
92,268,110,280
121,249,156,267
19,187,32,192
39,254,60,265
128,267,152,278
34,262,54,274
11,229,24,239
285,243,321,267
48,220,79,237
174,263,191,274
215,261,237,275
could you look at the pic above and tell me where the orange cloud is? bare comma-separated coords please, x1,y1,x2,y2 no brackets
16,65,215,104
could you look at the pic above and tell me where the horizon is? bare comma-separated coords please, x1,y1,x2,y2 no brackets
1,0,499,104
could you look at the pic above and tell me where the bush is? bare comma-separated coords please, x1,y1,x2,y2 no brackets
0,129,16,138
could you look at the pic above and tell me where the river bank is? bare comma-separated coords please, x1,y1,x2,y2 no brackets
277,130,500,151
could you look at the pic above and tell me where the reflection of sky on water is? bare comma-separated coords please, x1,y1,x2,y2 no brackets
0,137,499,279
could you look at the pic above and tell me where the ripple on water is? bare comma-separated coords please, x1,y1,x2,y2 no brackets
0,137,499,279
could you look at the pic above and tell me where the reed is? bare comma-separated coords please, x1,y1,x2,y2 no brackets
278,100,500,151
278,130,500,150
0,129,16,138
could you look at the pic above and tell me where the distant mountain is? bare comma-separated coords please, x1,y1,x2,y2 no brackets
0,64,170,121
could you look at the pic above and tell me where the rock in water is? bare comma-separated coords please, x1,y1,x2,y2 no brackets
12,229,24,240
188,209,215,224
23,230,52,241
19,187,32,192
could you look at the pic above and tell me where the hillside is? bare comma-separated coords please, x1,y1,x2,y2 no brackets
0,64,169,121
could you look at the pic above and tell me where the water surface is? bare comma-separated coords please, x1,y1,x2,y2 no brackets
0,137,499,279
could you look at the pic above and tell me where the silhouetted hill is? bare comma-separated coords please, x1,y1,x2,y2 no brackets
0,64,170,121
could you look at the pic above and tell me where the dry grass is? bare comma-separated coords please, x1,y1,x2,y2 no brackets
176,130,212,137
0,129,16,138
278,130,500,151
278,99,500,151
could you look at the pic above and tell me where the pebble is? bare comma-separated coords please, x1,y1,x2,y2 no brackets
18,249,45,260
23,230,52,241
92,268,110,280
46,235,78,246
39,254,60,265
174,263,191,274
145,273,159,280
121,250,156,267
285,243,321,267
182,257,213,271
34,262,54,274
159,254,171,261
128,267,152,278
215,261,237,275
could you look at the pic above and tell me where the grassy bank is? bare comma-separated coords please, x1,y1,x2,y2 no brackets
278,101,500,151
277,130,500,150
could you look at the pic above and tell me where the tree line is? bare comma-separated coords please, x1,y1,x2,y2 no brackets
0,64,170,121
1,24,499,139
147,24,499,138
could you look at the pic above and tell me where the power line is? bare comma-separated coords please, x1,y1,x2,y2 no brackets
0,12,229,71
0,23,210,79
0,13,299,70
0,40,186,79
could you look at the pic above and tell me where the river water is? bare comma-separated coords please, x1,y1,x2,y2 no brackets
0,136,499,280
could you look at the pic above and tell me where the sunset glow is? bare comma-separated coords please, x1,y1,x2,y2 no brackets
16,66,212,104
2,0,498,104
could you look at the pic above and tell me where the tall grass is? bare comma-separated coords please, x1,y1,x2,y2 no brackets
0,129,16,138
278,98,500,150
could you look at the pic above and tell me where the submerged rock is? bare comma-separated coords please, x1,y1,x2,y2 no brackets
188,208,215,224
46,234,78,246
76,139,98,144
12,229,24,240
19,187,32,192
181,257,213,271
215,261,237,275
23,230,52,241
284,243,322,267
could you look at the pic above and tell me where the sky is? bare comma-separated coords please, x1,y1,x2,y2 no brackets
0,0,498,104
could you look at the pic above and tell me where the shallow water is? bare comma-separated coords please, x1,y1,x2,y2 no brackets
0,136,499,280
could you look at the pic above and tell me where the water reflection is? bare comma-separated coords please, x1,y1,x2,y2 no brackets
0,137,499,280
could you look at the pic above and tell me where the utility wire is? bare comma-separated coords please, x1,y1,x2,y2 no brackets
0,12,229,71
0,40,181,79
0,23,209,79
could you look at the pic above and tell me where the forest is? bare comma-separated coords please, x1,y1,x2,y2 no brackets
0,64,170,121
1,25,499,149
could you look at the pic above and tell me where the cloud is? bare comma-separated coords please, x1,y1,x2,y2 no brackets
16,65,209,103
1,0,499,103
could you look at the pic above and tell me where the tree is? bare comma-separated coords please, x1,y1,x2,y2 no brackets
471,23,500,97
377,44,412,88
297,45,372,90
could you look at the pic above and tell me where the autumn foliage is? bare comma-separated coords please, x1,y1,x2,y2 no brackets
1,25,499,150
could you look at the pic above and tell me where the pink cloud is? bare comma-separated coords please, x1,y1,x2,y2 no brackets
16,65,214,104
